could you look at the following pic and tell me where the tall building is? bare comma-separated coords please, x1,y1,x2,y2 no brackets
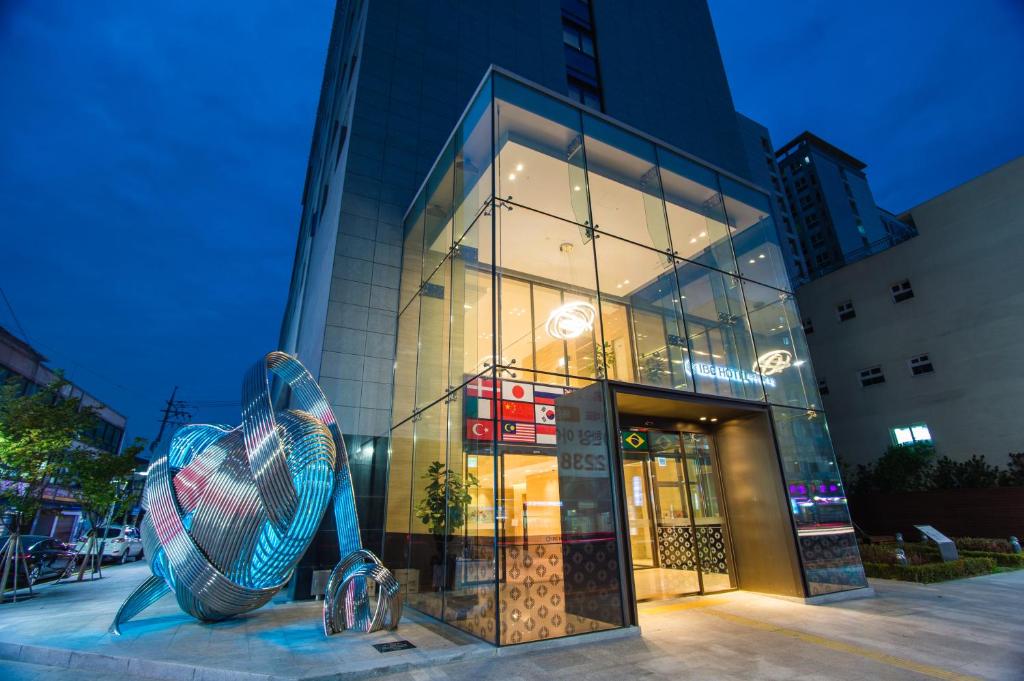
795,156,1024,467
736,113,805,283
282,1,867,642
0,325,127,541
776,132,915,282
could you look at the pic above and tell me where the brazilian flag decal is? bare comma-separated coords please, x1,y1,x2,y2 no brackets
620,430,648,451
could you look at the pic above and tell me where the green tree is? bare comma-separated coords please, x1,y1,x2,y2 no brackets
851,444,935,495
64,438,146,531
0,376,97,528
931,454,1001,489
998,452,1024,487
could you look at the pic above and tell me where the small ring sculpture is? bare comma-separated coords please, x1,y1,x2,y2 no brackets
110,351,400,636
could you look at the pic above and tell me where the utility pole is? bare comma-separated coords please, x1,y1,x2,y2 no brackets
150,386,192,454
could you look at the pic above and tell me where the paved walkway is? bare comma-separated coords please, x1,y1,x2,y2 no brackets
1,561,1022,680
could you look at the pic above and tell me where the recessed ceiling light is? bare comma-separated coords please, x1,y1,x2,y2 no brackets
573,185,581,191
515,163,524,172
699,231,707,238
508,173,516,181
689,237,697,244
710,417,718,423
749,259,756,264
758,253,766,259
699,416,707,421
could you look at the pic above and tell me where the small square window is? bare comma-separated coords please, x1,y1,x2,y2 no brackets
909,353,934,375
801,317,814,334
859,365,885,387
836,300,856,322
817,378,829,396
891,279,914,303
891,423,932,446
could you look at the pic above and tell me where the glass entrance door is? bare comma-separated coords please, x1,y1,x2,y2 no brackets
621,429,735,601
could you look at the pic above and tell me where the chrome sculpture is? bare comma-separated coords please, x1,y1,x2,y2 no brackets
110,352,400,635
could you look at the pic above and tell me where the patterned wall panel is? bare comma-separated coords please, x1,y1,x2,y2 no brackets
696,525,729,573
656,526,697,570
798,530,869,596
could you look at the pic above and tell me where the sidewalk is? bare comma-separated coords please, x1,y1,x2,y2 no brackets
0,561,514,680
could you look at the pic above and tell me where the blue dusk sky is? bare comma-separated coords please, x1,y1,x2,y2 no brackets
1,2,1021,447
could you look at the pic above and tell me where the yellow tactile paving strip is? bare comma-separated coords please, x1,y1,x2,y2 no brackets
639,598,983,681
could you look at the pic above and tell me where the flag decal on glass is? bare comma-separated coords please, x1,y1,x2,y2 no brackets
501,422,535,442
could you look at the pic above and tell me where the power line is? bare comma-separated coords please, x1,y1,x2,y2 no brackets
0,286,33,345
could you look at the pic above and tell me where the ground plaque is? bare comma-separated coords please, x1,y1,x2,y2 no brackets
373,640,416,653
914,525,959,561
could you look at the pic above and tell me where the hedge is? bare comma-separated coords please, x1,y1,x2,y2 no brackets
863,557,996,583
954,537,1014,553
958,550,1024,568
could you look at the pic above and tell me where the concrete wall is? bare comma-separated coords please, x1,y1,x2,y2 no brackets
796,157,1024,466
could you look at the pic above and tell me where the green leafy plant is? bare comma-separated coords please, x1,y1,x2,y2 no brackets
414,461,478,536
64,438,146,531
851,444,935,496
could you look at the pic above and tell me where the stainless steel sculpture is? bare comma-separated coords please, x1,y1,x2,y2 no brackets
110,352,401,635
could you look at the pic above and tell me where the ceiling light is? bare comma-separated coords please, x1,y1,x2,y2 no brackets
749,259,756,264
699,231,707,238
508,173,516,181
515,163,524,172
758,254,766,259
546,301,597,340
710,418,718,422
624,279,630,284
699,416,708,421
690,237,697,244
573,185,581,192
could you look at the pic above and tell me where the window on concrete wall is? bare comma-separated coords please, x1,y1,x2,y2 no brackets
836,300,856,322
858,365,885,387
908,353,934,376
891,423,932,446
890,279,914,303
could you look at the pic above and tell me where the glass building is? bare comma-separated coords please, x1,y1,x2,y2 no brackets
383,68,867,646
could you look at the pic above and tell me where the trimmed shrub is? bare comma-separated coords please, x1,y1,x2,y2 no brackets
954,537,1014,554
958,550,1024,568
863,557,996,583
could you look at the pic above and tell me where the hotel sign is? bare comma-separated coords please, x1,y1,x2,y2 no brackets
688,361,777,388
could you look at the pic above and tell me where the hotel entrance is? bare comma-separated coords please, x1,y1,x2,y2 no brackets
621,429,735,600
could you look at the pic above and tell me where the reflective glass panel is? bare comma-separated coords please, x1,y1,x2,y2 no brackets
392,297,420,424
423,139,456,279
675,260,764,402
593,232,690,391
407,399,448,618
382,418,414,602
496,379,624,644
449,211,495,388
444,370,497,643
771,407,867,595
399,195,425,310
721,177,789,291
583,115,671,252
415,257,451,408
494,75,590,226
496,206,602,384
743,281,820,409
658,148,736,273
454,79,493,240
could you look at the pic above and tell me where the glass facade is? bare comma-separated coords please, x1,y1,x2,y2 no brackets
386,71,865,645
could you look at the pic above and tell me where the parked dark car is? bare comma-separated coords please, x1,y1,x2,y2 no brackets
0,534,76,587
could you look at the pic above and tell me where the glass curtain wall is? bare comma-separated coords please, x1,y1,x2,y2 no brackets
387,70,863,646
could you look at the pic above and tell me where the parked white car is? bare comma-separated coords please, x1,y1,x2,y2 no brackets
75,525,144,564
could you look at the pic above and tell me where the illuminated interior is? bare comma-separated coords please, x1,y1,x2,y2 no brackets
384,70,867,646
